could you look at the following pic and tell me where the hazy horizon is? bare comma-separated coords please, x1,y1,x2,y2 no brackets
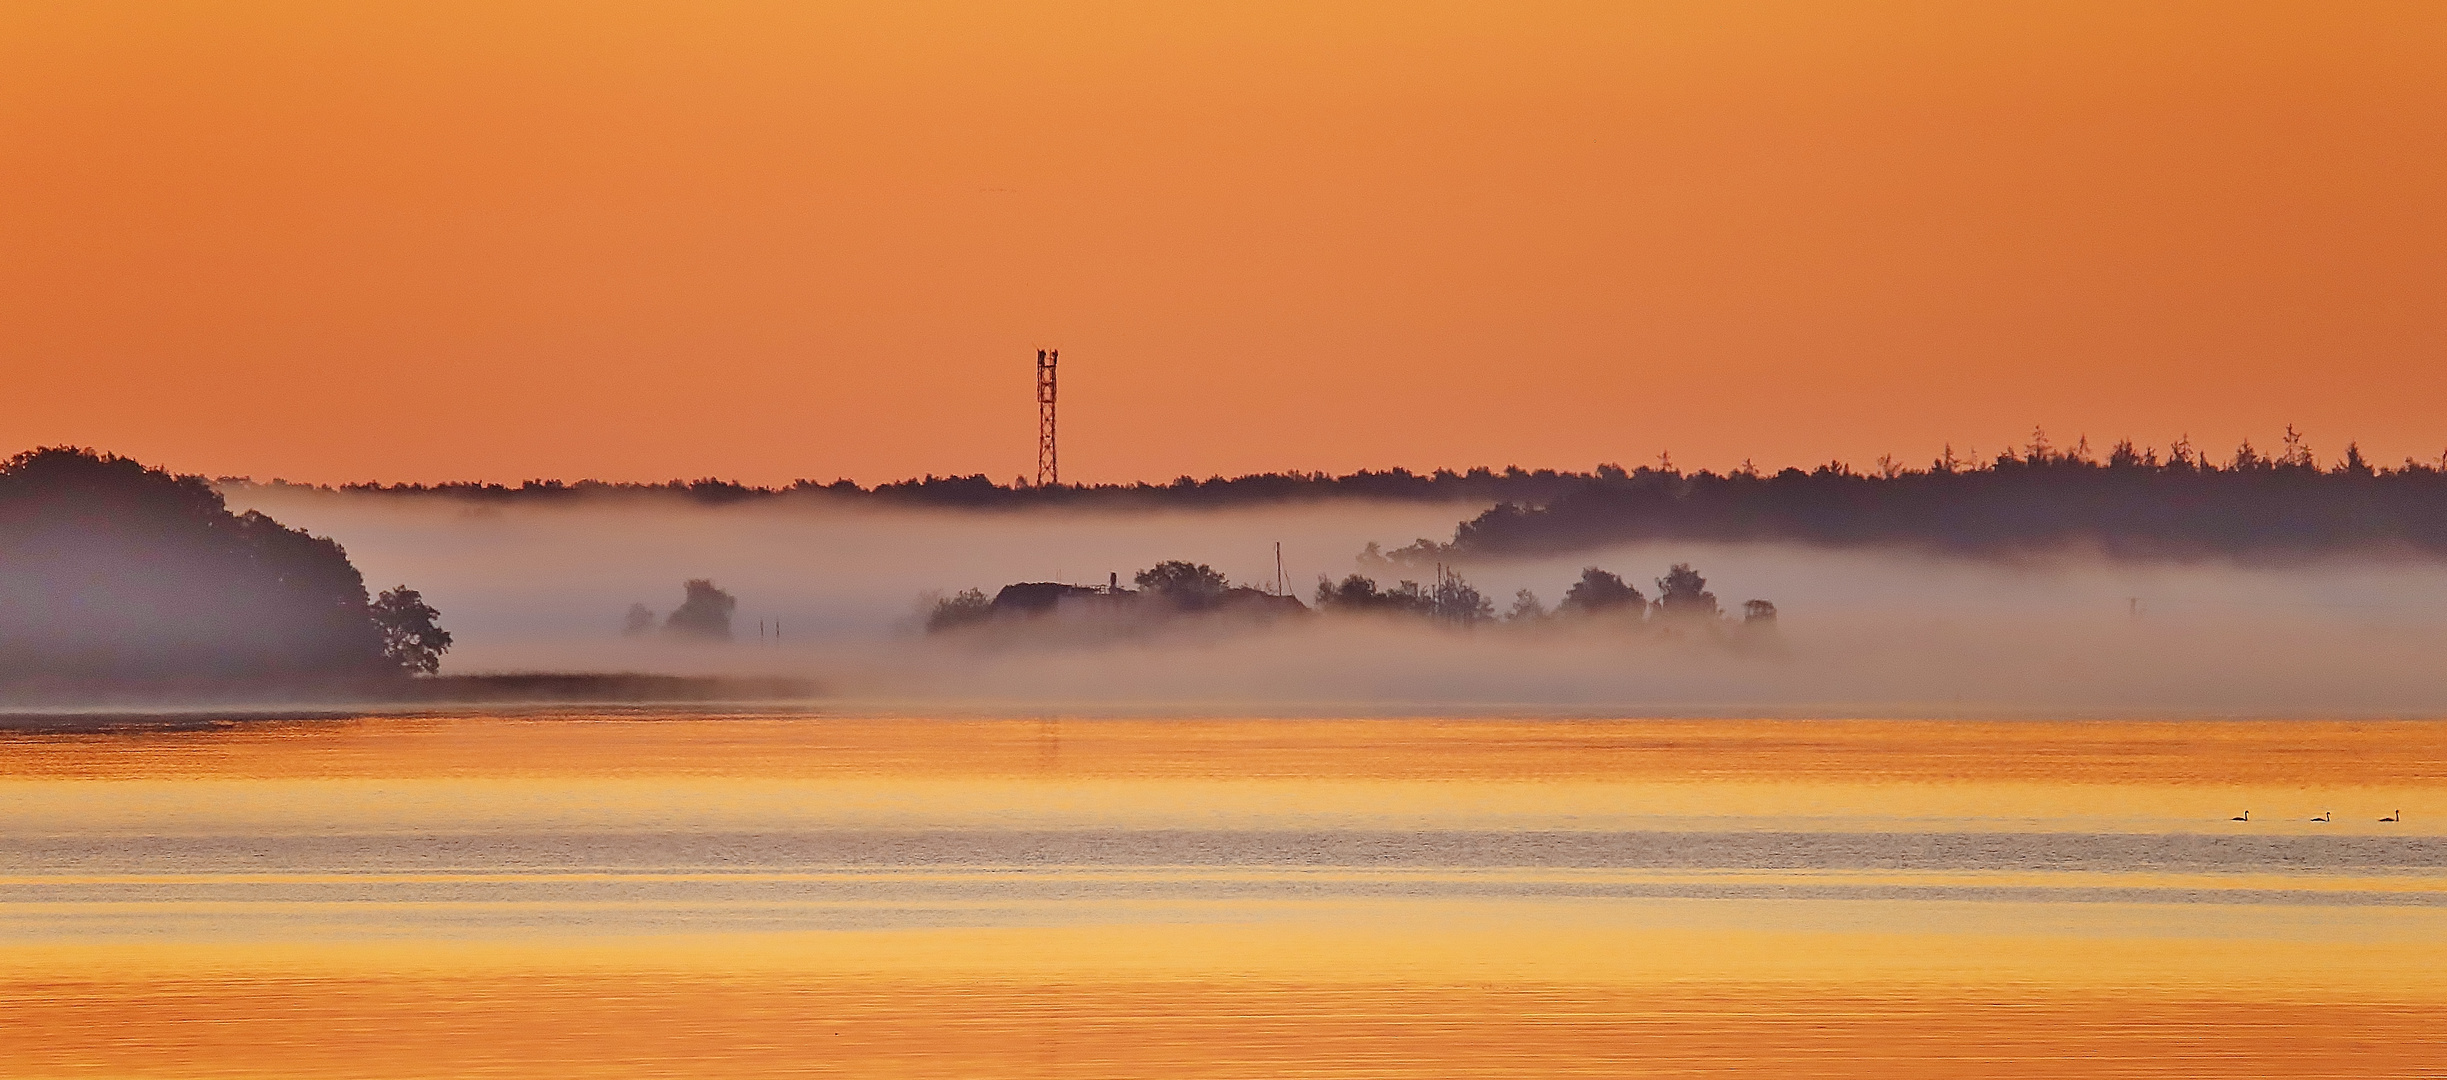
214,486,2447,718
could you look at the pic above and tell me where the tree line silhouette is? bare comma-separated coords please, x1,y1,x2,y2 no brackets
238,428,2447,559
1418,431,2447,561
254,465,1605,508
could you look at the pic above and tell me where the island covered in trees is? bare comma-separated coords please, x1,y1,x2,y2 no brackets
253,429,2447,561
929,558,1775,643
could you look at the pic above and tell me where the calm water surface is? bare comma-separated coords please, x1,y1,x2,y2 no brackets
2,716,2443,1077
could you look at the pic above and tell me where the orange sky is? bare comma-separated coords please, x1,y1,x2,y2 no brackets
3,2,2442,485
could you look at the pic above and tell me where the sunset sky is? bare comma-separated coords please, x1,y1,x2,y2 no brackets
4,2,2442,485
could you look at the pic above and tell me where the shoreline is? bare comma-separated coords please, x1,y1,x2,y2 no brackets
0,673,820,727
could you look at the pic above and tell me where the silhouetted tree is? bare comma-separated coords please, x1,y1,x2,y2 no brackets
1652,564,1720,620
1430,569,1495,625
1135,560,1231,607
926,588,994,632
622,603,657,635
1742,599,1777,623
1313,568,1493,623
1506,589,1548,622
369,586,453,675
2280,424,2314,470
1355,541,1392,571
1377,580,1431,611
2338,442,2374,477
1556,567,1642,616
1356,538,1446,572
2179,434,2207,467
1317,573,1377,607
1315,573,1431,614
664,579,737,639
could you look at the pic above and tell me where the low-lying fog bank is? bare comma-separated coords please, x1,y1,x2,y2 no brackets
228,489,2447,718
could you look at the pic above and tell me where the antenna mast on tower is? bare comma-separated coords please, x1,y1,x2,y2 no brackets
1035,348,1059,487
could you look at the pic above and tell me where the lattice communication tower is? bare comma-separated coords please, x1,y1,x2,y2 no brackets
1035,348,1059,487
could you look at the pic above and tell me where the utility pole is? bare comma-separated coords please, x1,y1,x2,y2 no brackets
1035,348,1059,487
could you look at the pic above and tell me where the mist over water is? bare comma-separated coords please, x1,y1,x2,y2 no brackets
229,489,2447,716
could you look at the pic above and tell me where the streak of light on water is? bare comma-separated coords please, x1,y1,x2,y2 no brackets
1,715,2442,1077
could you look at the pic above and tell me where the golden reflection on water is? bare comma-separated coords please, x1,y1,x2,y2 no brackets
2,716,2444,1077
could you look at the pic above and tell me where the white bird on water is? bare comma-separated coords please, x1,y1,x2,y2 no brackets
2311,810,2332,823
2230,811,2249,821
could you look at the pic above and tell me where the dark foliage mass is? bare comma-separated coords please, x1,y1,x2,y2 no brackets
1556,568,1642,615
622,603,658,636
370,586,454,675
0,447,397,684
925,588,995,632
1314,568,1495,625
1135,560,1234,606
1432,435,2447,561
664,579,739,640
928,561,1306,634
1652,564,1720,620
